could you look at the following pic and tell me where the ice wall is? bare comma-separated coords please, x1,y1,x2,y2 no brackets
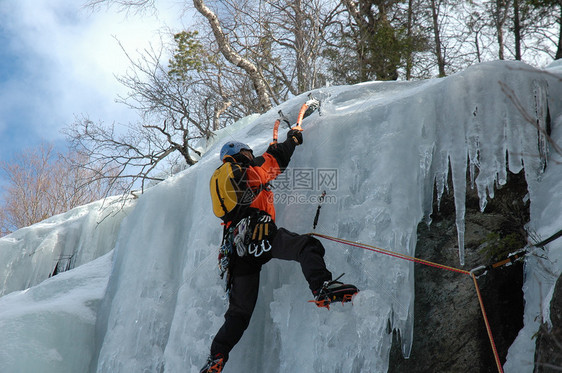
0,197,132,297
505,61,562,372
93,60,560,372
0,197,132,373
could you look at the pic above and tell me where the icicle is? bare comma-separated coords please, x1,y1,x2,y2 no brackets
456,219,466,266
434,151,449,212
534,80,549,172
450,149,468,266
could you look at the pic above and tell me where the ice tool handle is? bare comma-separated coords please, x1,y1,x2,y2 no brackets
271,97,320,144
293,98,320,131
271,110,290,145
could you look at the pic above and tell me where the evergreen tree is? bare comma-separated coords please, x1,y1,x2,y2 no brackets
327,0,429,83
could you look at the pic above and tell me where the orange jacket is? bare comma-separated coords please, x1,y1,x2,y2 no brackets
245,152,281,221
224,138,296,223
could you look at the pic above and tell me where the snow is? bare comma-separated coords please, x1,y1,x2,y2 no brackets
0,252,113,372
0,60,561,372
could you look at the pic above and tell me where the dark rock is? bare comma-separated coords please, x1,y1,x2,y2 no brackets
389,170,526,372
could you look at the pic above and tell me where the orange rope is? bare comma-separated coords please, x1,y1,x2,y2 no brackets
471,273,504,372
310,233,471,275
309,232,504,373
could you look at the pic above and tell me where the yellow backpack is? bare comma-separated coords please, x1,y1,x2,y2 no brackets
210,162,256,222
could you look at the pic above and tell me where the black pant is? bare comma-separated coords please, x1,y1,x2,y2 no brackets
210,228,332,361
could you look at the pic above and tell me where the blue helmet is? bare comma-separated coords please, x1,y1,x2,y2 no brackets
220,141,252,160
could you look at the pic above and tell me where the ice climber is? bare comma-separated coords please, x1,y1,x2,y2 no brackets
201,127,358,373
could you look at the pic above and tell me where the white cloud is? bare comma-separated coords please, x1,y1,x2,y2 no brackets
0,0,189,145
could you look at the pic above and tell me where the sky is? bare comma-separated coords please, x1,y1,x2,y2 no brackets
0,0,188,162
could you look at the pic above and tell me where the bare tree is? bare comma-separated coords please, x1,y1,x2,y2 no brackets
489,0,512,60
429,0,446,76
193,0,273,111
464,4,487,63
509,0,552,63
65,40,222,195
171,30,259,120
527,0,562,60
65,115,194,196
85,0,154,11
405,0,416,79
246,0,342,96
0,144,112,236
513,0,522,60
190,0,343,108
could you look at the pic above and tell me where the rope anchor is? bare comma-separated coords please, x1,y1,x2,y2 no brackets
469,227,562,279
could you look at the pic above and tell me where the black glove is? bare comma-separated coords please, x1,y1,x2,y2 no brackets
287,128,303,145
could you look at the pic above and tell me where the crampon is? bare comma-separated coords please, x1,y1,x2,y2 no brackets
310,274,358,310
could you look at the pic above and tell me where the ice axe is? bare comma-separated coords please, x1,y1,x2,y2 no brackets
312,190,327,230
293,97,320,132
270,96,320,144
270,110,291,145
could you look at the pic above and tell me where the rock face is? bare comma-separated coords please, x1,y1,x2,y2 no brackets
535,275,562,372
389,171,527,372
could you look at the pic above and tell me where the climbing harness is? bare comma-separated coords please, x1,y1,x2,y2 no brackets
309,232,505,373
233,213,276,258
